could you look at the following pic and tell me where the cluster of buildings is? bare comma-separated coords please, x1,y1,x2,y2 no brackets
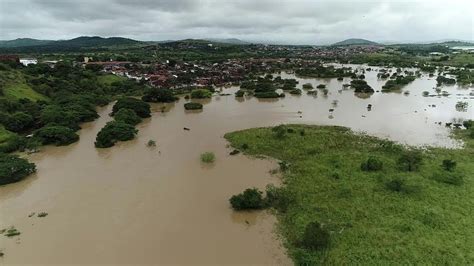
91,58,287,88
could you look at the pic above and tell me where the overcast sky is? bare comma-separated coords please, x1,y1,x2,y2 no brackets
0,0,473,44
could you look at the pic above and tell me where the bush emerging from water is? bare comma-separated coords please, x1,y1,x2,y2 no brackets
254,91,281,98
113,108,142,125
300,221,330,251
35,125,79,146
142,87,178,103
95,121,138,148
200,152,215,163
0,153,36,185
191,89,212,99
361,157,384,171
235,90,245,97
229,188,265,210
184,102,203,110
302,83,313,90
290,89,302,95
112,97,151,118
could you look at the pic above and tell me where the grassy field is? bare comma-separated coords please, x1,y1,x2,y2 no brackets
97,73,126,85
0,69,49,101
225,125,473,265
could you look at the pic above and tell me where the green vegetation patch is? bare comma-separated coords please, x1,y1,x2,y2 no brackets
0,153,36,185
0,69,49,101
225,124,474,265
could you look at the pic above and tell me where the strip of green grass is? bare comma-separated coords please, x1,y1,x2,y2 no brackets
0,70,49,102
225,125,473,265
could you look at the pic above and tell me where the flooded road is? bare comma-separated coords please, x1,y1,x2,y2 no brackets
0,66,472,264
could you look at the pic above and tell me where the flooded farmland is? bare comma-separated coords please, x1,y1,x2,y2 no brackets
0,65,472,264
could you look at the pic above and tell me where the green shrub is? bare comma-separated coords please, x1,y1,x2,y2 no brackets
316,84,326,89
272,125,287,139
113,108,142,125
35,126,79,146
254,91,281,98
432,172,464,185
441,159,456,172
184,102,203,110
398,150,423,171
462,120,473,129
147,139,156,147
142,87,177,103
112,97,151,118
265,184,292,212
229,188,265,210
191,89,212,99
235,90,245,97
300,221,330,251
4,227,21,237
0,154,36,185
3,112,34,133
95,121,138,148
361,157,384,171
200,152,215,163
385,177,406,192
290,89,302,95
302,83,313,90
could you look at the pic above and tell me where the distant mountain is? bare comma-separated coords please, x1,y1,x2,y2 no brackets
54,36,141,47
0,38,53,48
204,38,250,45
0,36,144,53
331,38,379,46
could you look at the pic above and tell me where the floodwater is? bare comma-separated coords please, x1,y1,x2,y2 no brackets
0,65,473,264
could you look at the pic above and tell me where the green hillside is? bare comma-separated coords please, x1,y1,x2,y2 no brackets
0,69,49,101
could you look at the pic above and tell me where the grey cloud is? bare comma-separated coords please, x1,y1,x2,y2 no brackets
0,0,472,44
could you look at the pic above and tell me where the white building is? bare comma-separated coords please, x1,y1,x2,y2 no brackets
20,58,38,66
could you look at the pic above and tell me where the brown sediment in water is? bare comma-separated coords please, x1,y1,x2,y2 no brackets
0,67,472,264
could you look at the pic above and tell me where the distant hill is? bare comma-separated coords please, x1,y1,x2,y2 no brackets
54,36,140,47
0,36,143,53
204,38,250,45
331,38,379,46
0,38,54,48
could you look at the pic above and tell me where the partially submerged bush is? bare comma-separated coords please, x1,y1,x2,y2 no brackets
113,108,142,125
300,221,330,251
95,121,138,148
147,140,156,147
398,150,423,172
361,157,384,171
200,152,215,163
302,83,313,90
0,154,36,185
229,188,265,210
290,89,302,95
35,126,79,146
142,87,178,103
112,97,151,118
184,102,203,110
235,90,245,97
191,89,212,99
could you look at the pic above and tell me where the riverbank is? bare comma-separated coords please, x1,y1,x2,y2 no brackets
225,124,473,264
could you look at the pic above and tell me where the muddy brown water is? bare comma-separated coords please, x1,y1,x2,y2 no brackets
0,66,473,264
